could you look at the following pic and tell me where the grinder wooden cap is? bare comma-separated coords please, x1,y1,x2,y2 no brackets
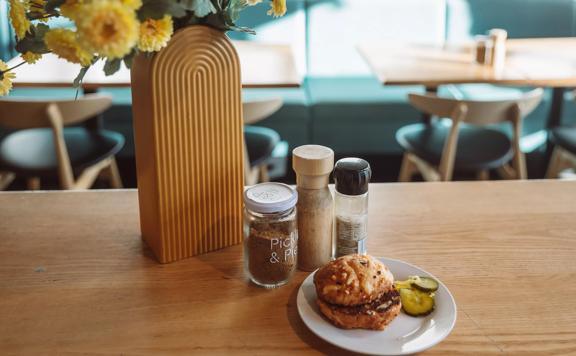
292,145,334,176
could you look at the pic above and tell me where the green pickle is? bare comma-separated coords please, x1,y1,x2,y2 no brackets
393,280,413,290
394,275,439,317
399,288,435,316
410,276,439,292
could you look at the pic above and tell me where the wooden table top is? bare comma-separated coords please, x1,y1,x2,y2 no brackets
358,37,576,87
1,180,575,354
9,41,301,89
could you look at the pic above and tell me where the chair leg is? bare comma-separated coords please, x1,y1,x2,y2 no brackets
398,153,415,182
27,177,41,190
546,147,564,179
496,164,515,180
0,172,15,190
476,170,490,181
258,164,270,183
247,167,260,186
107,157,123,189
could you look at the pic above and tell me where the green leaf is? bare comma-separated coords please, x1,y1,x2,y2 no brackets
138,0,187,20
34,23,50,37
73,66,90,88
15,24,50,54
226,0,246,22
227,24,256,34
181,0,217,17
103,58,122,76
123,50,137,70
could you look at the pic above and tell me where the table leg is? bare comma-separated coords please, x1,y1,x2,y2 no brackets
544,87,566,161
423,86,438,124
83,87,104,131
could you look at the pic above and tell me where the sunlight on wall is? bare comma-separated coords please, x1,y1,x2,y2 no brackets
308,0,447,77
445,0,472,42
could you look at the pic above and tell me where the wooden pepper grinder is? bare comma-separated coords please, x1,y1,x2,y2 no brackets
293,145,334,271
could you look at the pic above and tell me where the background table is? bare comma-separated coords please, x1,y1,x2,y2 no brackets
8,41,301,89
358,38,576,130
1,181,575,354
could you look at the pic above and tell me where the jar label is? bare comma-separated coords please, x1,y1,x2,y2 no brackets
269,235,298,263
247,228,298,286
335,215,367,241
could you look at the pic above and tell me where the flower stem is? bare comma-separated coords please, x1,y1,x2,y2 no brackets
6,61,26,72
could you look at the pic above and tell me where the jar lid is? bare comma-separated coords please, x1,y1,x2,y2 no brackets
244,183,298,214
292,145,334,176
334,158,371,196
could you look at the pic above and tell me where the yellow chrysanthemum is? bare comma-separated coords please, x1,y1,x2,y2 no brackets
44,29,94,66
120,0,142,10
21,51,42,64
138,16,173,52
267,0,286,17
29,0,49,22
75,0,139,59
9,0,30,40
0,61,15,96
60,0,84,20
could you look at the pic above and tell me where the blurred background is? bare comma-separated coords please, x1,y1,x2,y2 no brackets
1,0,575,189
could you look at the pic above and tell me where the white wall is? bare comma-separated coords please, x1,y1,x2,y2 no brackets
307,0,447,76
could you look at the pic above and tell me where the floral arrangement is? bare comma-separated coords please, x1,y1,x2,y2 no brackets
0,0,286,96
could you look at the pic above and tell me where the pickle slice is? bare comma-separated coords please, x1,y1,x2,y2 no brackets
393,280,412,290
410,276,439,292
399,288,435,316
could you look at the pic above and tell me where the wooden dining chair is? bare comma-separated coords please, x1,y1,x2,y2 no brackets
397,88,543,182
0,94,124,190
546,127,576,178
243,97,283,185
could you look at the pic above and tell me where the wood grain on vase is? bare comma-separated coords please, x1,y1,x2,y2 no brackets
131,26,244,263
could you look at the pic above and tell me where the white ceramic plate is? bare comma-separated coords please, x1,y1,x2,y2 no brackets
297,257,457,355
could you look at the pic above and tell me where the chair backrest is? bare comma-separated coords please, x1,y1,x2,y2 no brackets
242,97,283,125
408,88,543,124
0,94,113,129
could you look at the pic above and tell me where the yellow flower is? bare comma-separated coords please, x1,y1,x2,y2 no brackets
44,29,94,66
60,0,81,19
75,0,139,59
267,0,286,17
9,0,30,40
21,51,42,64
138,16,173,52
120,0,142,10
0,60,15,96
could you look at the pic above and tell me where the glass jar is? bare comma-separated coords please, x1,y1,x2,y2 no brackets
333,158,371,257
243,183,298,288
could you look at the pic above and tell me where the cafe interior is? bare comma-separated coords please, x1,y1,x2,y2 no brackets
0,0,575,354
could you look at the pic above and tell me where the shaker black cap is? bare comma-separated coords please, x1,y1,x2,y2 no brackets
334,158,371,195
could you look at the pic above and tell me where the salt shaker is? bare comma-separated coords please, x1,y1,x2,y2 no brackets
474,35,493,65
489,28,508,70
293,145,334,271
334,158,371,257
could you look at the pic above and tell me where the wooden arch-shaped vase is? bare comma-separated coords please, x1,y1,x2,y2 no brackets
131,25,244,263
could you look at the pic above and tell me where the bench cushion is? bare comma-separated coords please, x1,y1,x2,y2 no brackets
308,77,425,154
